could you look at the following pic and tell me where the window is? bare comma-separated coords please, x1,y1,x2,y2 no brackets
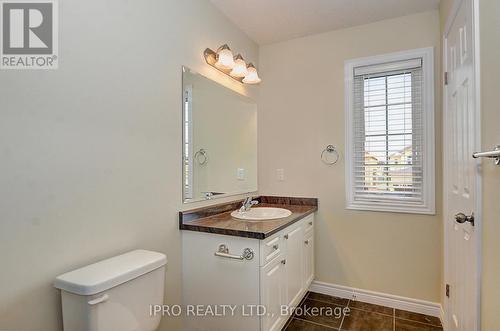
183,85,193,200
345,48,435,214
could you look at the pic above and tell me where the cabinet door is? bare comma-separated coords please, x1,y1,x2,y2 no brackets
303,231,314,287
284,224,304,307
260,256,285,331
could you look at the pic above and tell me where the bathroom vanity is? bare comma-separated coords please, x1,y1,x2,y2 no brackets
180,196,317,331
179,67,315,331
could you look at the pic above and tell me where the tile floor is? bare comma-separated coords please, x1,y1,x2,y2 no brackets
283,292,443,331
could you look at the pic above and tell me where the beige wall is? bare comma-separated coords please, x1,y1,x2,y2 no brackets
258,11,442,302
478,1,500,330
0,1,258,330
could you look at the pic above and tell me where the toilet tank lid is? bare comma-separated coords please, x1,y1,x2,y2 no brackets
54,250,167,295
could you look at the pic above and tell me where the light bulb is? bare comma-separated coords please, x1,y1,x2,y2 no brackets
215,44,235,70
242,63,261,84
230,54,248,78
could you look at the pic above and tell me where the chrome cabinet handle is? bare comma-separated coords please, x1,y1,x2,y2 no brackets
214,244,254,260
454,212,475,226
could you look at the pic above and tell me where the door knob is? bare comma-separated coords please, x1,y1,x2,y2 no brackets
454,212,475,226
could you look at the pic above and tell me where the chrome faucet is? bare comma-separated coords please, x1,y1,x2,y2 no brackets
239,196,259,212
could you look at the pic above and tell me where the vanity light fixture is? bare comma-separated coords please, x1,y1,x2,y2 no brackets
204,44,261,84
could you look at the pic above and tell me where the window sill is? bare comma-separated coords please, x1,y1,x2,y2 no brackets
346,201,436,215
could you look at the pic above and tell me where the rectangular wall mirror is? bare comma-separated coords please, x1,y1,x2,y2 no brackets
182,66,257,203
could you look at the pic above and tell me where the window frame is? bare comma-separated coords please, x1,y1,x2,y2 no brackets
344,47,435,215
183,84,194,201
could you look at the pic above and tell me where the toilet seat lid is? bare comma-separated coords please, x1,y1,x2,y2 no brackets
54,249,167,295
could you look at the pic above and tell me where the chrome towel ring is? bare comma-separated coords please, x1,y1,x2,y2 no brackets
321,145,339,165
194,149,208,165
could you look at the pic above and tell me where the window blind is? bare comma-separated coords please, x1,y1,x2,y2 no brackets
183,86,193,200
352,59,424,204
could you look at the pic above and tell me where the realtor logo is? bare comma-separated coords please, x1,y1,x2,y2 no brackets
0,0,58,69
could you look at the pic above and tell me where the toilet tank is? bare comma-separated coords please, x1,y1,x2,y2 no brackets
54,250,167,331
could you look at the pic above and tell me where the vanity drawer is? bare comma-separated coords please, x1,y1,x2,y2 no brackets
261,233,282,266
303,214,314,234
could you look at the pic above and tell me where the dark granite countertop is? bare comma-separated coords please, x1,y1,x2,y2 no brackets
179,196,318,239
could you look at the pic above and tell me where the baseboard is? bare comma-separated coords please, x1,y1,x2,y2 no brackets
309,280,443,319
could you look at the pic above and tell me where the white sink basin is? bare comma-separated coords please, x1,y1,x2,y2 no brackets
231,207,292,221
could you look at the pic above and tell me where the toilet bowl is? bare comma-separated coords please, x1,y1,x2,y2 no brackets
54,250,167,331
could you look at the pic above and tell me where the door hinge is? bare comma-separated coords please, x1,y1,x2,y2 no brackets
446,284,450,298
444,72,449,85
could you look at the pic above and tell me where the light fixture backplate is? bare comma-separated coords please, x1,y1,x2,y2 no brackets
204,48,244,83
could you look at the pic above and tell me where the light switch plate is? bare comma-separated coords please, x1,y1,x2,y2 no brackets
237,168,245,180
277,168,285,181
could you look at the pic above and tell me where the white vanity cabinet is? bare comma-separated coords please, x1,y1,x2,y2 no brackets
182,213,315,331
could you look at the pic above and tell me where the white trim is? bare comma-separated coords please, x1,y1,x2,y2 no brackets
440,305,448,331
472,0,482,329
309,280,442,319
441,30,449,331
344,47,436,215
353,58,422,76
442,1,482,331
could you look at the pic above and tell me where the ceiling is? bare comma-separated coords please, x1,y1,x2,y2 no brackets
210,0,440,45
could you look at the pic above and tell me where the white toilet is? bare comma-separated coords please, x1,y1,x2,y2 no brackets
54,250,167,331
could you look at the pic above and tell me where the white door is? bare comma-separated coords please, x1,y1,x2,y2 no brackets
444,0,480,330
260,256,286,331
284,224,304,308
